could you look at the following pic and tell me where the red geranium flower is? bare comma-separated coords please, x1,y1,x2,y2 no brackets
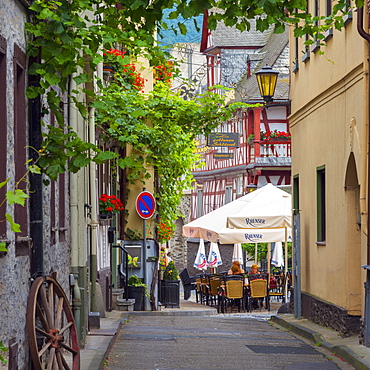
99,194,124,214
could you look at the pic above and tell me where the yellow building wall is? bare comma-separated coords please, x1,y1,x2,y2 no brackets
125,58,156,238
289,9,367,315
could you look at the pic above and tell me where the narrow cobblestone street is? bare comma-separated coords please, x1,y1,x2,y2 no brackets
102,313,354,370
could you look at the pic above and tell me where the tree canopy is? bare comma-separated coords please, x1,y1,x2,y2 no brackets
22,0,359,229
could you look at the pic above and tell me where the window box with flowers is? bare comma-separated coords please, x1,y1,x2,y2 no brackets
99,194,124,220
268,130,291,141
247,131,268,144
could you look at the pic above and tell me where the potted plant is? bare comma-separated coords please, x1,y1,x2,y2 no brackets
127,275,149,311
160,260,180,308
99,193,124,219
126,255,149,310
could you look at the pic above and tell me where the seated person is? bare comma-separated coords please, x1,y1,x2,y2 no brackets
249,264,260,276
228,260,245,275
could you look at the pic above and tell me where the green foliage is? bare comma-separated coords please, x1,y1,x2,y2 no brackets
127,275,150,297
23,0,357,234
0,340,7,364
126,228,142,241
127,275,145,286
93,81,252,228
163,260,179,280
242,242,292,262
6,190,29,206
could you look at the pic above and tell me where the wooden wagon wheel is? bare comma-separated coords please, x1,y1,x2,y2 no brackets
26,276,80,370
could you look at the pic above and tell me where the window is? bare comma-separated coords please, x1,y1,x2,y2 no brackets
0,35,6,239
326,0,332,16
225,186,233,204
196,189,203,217
310,0,321,52
293,175,299,212
13,44,27,238
236,176,244,196
317,166,326,243
293,30,299,73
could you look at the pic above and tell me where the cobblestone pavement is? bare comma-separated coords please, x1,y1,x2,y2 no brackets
102,313,355,370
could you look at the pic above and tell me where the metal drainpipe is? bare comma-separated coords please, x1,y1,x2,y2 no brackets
72,281,82,339
69,76,83,340
357,6,370,347
28,54,43,276
88,106,98,312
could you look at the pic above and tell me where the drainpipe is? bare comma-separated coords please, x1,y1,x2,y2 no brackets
69,76,84,342
88,106,98,312
357,6,370,347
28,54,43,276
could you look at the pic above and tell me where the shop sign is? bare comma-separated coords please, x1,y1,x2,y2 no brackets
213,153,234,159
208,133,239,147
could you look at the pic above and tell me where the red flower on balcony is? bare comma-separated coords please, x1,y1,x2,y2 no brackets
267,130,291,140
99,194,124,214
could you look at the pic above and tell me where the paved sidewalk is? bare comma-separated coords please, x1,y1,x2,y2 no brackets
80,299,370,370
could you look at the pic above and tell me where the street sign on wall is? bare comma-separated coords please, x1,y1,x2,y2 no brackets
214,153,234,159
208,133,240,147
136,191,156,219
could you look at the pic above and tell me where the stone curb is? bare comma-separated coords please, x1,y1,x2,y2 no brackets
94,314,129,370
270,315,370,370
128,308,218,317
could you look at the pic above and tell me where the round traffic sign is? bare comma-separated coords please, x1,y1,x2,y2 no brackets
136,191,156,219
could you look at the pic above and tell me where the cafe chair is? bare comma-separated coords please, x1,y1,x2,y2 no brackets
195,278,204,304
179,268,196,300
224,279,244,313
248,278,270,312
268,273,287,303
201,277,210,305
209,277,221,308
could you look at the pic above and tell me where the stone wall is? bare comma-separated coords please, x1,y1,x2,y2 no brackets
0,2,72,367
0,2,31,368
171,194,191,270
186,239,235,277
301,292,361,338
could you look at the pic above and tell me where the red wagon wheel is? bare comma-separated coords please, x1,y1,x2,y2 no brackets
27,276,80,370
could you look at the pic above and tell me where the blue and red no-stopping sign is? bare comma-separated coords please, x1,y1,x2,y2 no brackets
136,191,156,219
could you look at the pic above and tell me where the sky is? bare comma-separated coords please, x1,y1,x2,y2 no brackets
157,11,203,45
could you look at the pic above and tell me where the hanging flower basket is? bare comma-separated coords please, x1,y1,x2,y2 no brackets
99,194,124,216
99,213,113,220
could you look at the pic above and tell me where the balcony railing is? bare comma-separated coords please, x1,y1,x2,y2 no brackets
249,139,291,163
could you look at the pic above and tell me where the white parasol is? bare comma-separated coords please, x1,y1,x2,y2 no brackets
271,242,284,267
232,243,244,265
207,242,223,268
193,239,208,270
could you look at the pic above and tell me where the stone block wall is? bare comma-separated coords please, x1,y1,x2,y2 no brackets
186,239,235,277
301,292,361,338
0,2,72,367
171,194,191,270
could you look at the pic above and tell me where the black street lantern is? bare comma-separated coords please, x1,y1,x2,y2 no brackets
256,65,279,102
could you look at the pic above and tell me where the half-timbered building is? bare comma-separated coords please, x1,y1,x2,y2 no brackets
190,14,291,221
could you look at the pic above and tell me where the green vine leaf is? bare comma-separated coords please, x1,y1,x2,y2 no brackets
0,179,9,189
6,190,29,206
29,165,41,174
5,214,21,233
0,242,7,252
